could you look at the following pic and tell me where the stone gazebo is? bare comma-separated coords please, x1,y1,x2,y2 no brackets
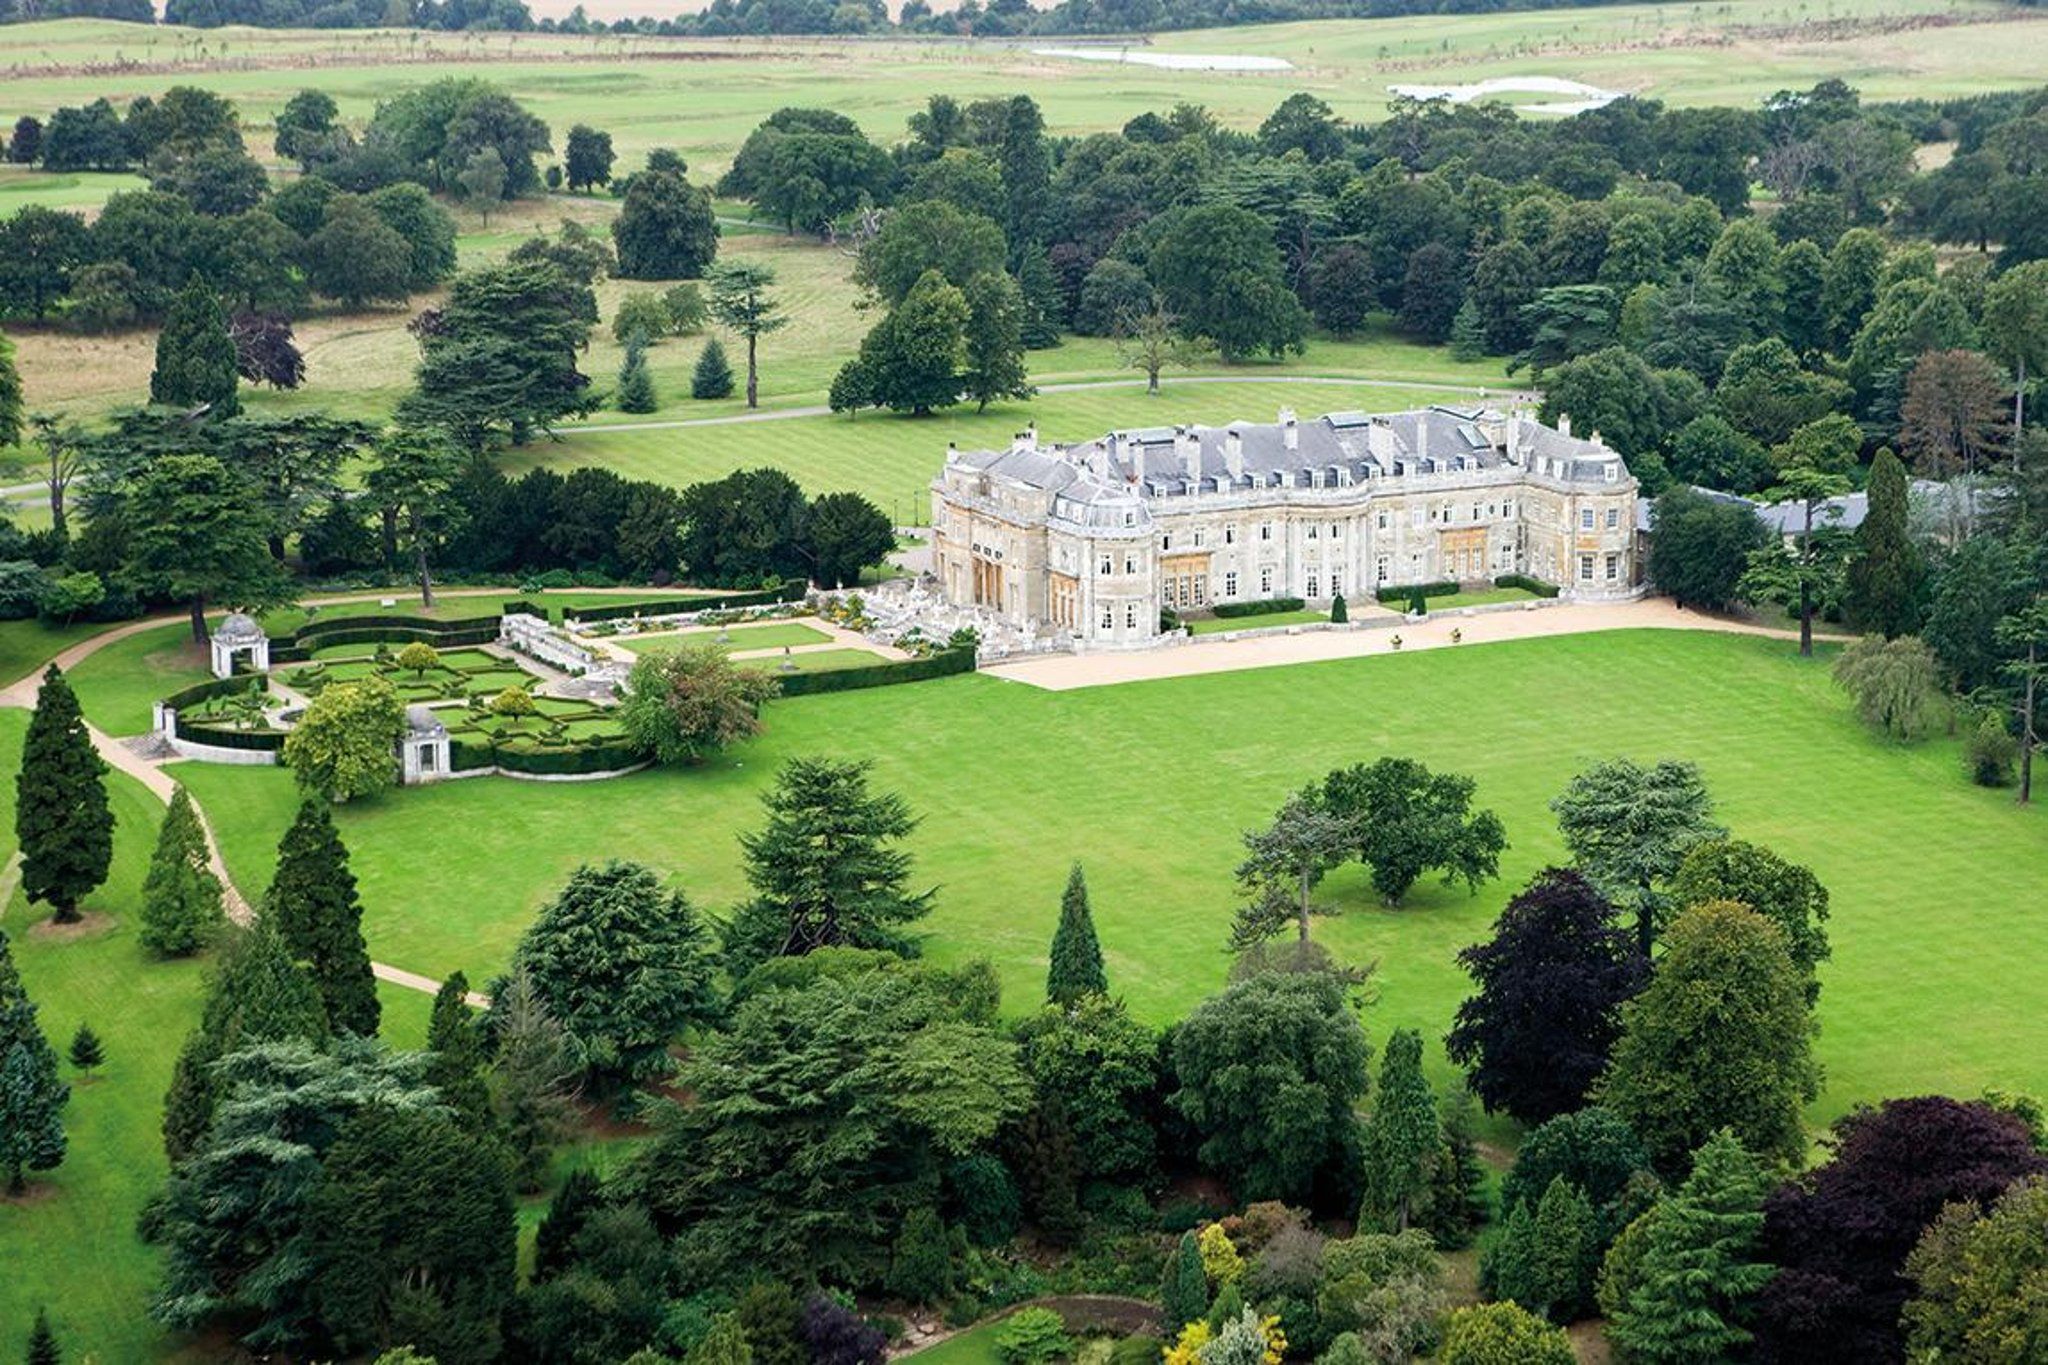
401,705,451,785
210,611,271,679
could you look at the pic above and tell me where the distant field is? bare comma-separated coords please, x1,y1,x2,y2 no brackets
2,0,2042,186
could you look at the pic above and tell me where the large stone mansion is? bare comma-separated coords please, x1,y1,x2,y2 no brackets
930,404,1640,648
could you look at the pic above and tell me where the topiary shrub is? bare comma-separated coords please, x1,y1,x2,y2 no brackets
1329,594,1347,623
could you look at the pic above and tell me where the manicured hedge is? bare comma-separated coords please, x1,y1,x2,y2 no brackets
564,581,806,623
1212,597,1306,620
492,739,647,775
161,674,269,712
450,737,497,772
173,721,285,752
773,647,976,697
273,625,501,660
1374,580,1459,605
290,612,500,642
500,600,548,619
1493,573,1561,598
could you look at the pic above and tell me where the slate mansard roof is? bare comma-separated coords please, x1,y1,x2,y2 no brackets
943,406,1629,531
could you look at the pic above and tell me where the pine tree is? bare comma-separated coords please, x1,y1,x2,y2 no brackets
1161,1230,1209,1332
532,1165,604,1283
1015,245,1064,349
425,971,492,1131
140,786,225,957
616,338,658,414
1448,298,1488,361
1360,1028,1441,1232
1845,446,1923,638
1015,1101,1084,1247
692,336,734,399
488,966,578,1193
1046,863,1108,1004
160,917,326,1162
1608,1129,1773,1362
1525,1177,1597,1322
1427,1092,1488,1250
266,800,380,1037
24,1309,59,1365
0,932,66,1194
149,278,240,416
15,666,112,924
65,1024,102,1077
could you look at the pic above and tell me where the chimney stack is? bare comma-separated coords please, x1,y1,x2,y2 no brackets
1279,408,1298,451
1557,413,1572,439
1224,426,1244,480
1016,425,1038,452
1367,419,1397,463
1174,425,1201,480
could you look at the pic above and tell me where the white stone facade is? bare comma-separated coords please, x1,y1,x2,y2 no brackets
931,405,1639,648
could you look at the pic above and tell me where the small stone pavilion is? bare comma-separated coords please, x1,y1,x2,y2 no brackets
210,612,271,679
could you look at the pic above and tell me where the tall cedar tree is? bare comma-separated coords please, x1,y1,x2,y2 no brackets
532,1166,604,1282
1598,901,1818,1173
14,666,112,924
1755,1097,2047,1364
140,786,225,956
507,860,719,1089
0,931,66,1193
1552,757,1724,956
1320,757,1508,905
706,262,787,409
1161,1230,1209,1332
1446,868,1649,1125
1845,446,1924,638
1359,1028,1441,1233
1045,863,1107,1004
727,757,933,965
267,800,380,1037
1608,1128,1773,1363
149,278,240,416
160,918,327,1162
425,971,492,1132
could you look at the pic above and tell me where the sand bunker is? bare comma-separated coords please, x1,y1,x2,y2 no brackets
1031,47,1294,72
1388,75,1625,116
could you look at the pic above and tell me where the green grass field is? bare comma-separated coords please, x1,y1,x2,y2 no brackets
174,628,2048,1132
615,621,834,653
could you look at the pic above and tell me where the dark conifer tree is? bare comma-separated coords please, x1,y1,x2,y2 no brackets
1045,863,1108,1004
14,666,112,925
1845,446,1923,638
65,1024,102,1077
425,971,491,1132
160,918,326,1162
0,931,66,1194
532,1166,605,1283
267,800,380,1037
1161,1229,1208,1332
24,1309,59,1365
148,278,241,416
692,337,735,400
140,786,225,957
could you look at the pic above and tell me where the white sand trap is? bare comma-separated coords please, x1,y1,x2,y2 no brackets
1389,75,1624,116
1031,47,1293,71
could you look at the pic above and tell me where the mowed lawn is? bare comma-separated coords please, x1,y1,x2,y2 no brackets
182,628,2048,1129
